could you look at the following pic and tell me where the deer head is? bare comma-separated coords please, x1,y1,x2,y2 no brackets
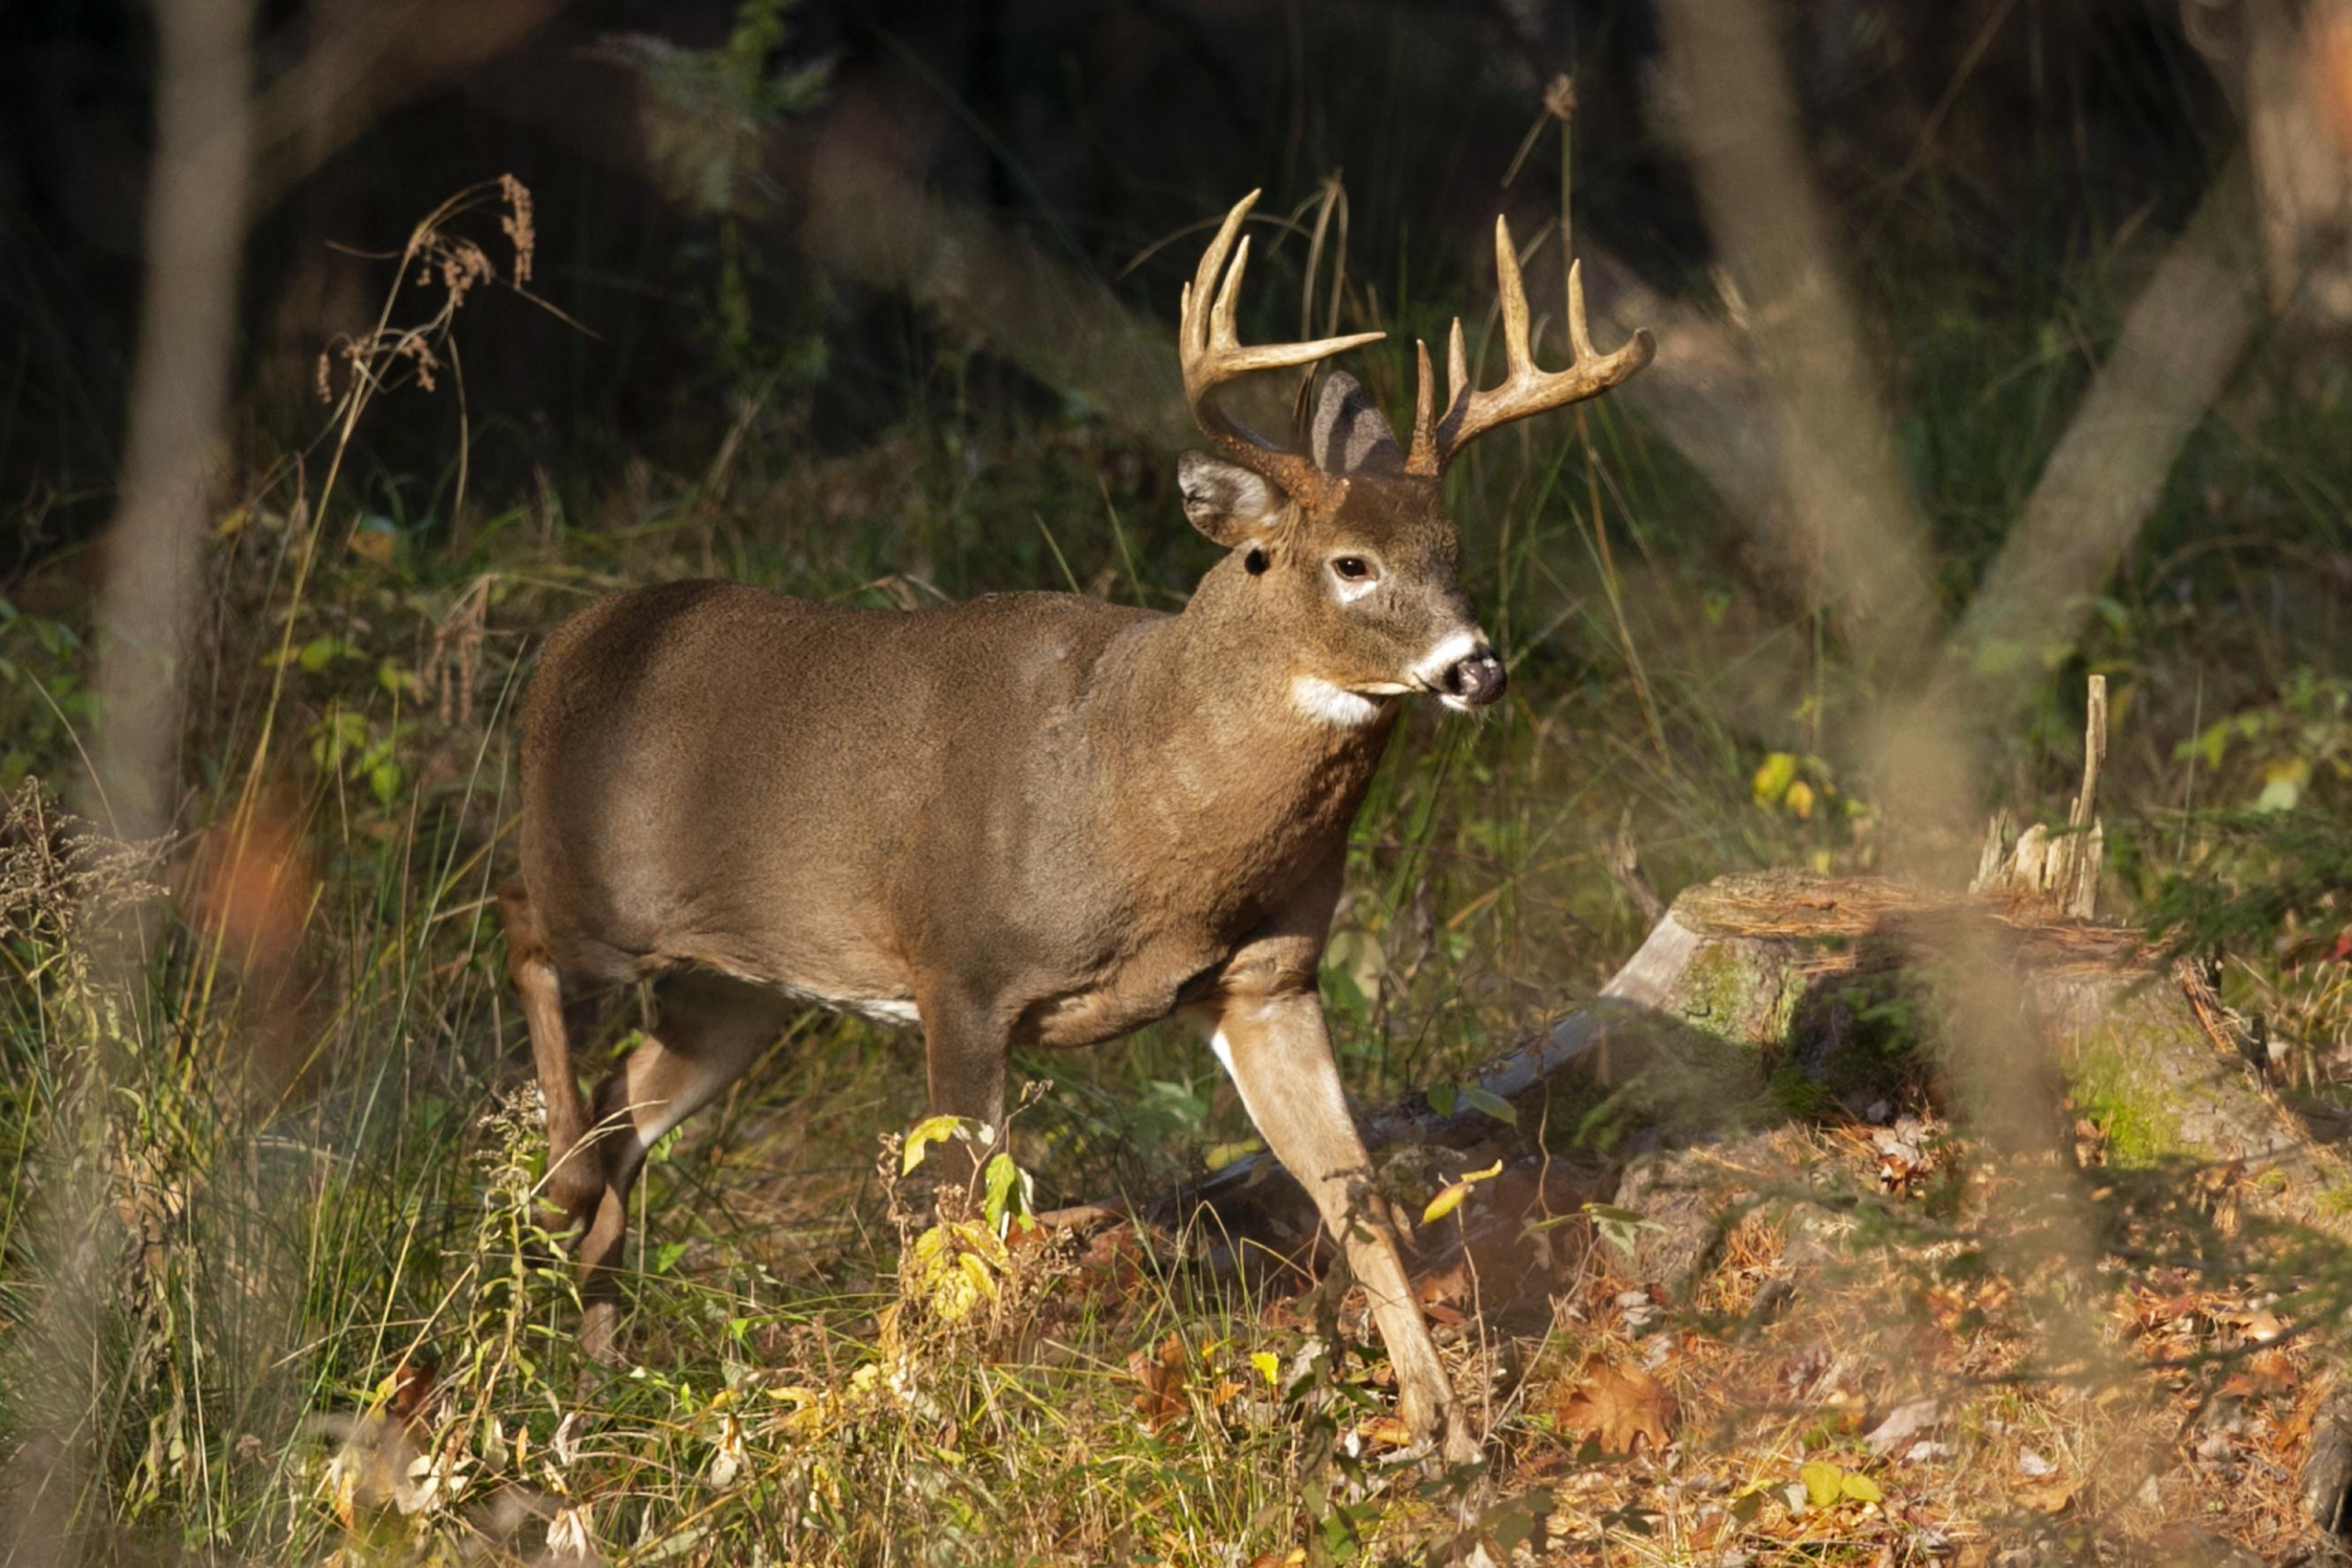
1172,191,1654,718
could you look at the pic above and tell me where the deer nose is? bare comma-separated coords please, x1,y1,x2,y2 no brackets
1439,645,1507,707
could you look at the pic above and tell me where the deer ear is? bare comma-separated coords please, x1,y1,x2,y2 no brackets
1307,371,1404,476
1177,450,1286,548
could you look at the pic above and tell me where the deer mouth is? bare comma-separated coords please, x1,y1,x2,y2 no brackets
1435,656,1507,711
1410,632,1507,711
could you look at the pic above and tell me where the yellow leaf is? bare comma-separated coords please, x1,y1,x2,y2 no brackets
1840,1471,1883,1504
1420,1159,1505,1226
1423,1182,1470,1224
1250,1351,1282,1388
1785,778,1816,819
1752,751,1799,806
1801,1459,1844,1508
902,1114,967,1174
348,522,396,567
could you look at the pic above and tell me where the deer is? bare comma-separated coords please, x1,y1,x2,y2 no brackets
500,190,1652,1460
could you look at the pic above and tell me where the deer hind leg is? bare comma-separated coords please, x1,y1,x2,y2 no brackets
573,969,791,1361
500,875,600,1225
1189,987,1476,1463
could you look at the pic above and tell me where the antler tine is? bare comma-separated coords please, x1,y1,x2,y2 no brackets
1566,256,1599,362
1209,234,1250,355
1405,319,1473,475
1179,192,1384,486
1406,339,1439,473
1446,318,1469,412
1491,215,1535,369
1413,213,1656,473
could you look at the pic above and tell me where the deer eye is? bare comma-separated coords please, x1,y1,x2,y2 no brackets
1329,556,1376,584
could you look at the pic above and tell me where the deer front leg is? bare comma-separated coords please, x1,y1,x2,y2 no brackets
1189,985,1476,1463
915,984,1011,1195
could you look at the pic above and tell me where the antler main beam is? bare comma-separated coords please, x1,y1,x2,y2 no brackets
1405,217,1655,476
1179,191,1385,495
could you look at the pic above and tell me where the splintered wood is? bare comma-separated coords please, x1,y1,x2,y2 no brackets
1973,674,2108,918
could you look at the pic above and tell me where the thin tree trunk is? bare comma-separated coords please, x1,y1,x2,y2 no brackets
0,0,254,1558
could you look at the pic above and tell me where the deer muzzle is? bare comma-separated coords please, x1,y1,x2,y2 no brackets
1437,644,1507,710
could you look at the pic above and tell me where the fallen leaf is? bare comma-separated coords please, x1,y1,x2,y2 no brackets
1355,1415,1415,1450
2017,1478,2075,1515
1801,1460,1845,1508
385,1357,439,1436
2221,1345,2299,1398
1414,1258,1472,1308
1556,1359,1675,1456
1863,1396,1940,1458
1130,1334,1189,1433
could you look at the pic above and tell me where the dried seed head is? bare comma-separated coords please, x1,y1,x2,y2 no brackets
498,174,537,286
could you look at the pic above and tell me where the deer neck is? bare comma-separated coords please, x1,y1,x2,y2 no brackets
1086,552,1399,852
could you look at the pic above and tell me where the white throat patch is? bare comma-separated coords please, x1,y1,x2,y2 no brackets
1290,675,1383,728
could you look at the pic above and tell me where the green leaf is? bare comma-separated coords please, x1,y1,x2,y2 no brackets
1458,1084,1517,1125
1752,750,1799,806
2257,757,2310,812
1426,1081,1458,1117
1583,1202,1661,1259
296,636,351,674
1485,1492,1552,1550
980,1151,1034,1233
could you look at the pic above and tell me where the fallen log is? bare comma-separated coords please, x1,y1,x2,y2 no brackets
1189,869,2349,1213
1142,865,2352,1529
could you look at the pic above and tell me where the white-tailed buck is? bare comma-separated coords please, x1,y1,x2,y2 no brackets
503,192,1651,1458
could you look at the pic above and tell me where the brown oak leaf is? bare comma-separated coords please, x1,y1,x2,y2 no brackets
1556,1359,1676,1455
1129,1333,1189,1433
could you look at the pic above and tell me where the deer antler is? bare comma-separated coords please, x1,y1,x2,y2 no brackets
1405,217,1654,475
1180,191,1385,498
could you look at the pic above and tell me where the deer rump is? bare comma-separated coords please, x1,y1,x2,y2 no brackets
517,576,1362,1051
